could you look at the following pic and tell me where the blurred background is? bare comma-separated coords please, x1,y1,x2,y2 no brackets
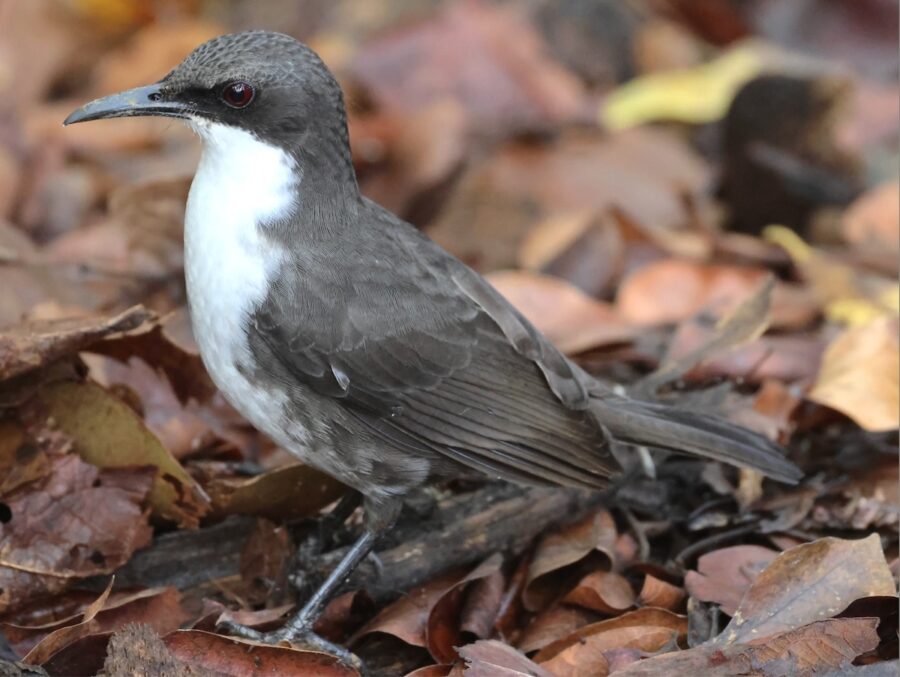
0,0,897,334
0,2,898,674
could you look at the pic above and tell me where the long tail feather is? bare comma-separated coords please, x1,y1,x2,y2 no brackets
589,395,802,484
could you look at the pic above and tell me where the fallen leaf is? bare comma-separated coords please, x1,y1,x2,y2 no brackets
239,519,292,605
0,306,153,382
518,605,599,654
92,20,224,96
714,535,895,645
0,457,153,614
524,510,618,612
684,545,779,616
637,274,775,392
808,317,900,431
164,629,359,676
4,586,189,657
562,570,635,615
458,640,554,677
601,42,766,130
355,554,503,663
615,617,880,676
22,579,113,666
37,379,210,527
428,128,710,271
350,1,586,134
636,575,685,611
663,323,825,384
842,181,900,253
459,568,505,640
487,271,638,354
617,260,812,330
207,464,346,522
534,607,687,674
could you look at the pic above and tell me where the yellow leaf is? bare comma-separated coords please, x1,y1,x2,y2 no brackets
40,380,210,527
808,317,900,431
601,43,764,131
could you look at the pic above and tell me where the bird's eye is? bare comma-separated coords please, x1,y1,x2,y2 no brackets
222,81,255,108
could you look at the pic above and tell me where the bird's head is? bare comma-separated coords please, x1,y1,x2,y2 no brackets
65,31,354,182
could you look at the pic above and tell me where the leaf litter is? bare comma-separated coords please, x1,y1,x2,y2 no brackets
0,0,896,675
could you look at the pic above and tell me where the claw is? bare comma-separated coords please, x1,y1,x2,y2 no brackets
217,618,364,671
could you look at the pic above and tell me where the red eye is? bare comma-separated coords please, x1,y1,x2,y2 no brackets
222,81,254,108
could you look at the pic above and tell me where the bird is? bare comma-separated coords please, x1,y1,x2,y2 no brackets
65,31,801,664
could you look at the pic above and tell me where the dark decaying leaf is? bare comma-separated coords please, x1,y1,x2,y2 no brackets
0,306,154,382
615,617,880,676
714,535,895,645
0,457,153,615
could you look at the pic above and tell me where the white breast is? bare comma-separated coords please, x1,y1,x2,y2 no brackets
183,120,308,447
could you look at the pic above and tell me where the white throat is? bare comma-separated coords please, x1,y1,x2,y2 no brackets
182,120,298,442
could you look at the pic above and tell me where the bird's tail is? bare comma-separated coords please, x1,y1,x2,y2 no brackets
589,394,802,484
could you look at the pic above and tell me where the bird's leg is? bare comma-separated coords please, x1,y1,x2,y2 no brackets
218,496,401,669
291,491,362,594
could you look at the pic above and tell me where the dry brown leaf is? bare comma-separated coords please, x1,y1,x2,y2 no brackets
428,128,709,271
517,605,599,654
715,535,896,645
92,20,224,95
0,456,153,614
428,555,504,661
684,545,779,616
164,629,359,676
615,617,880,676
8,586,189,661
617,260,815,330
355,554,503,662
38,380,209,527
0,306,153,382
459,568,506,640
350,1,586,133
562,570,635,615
458,640,554,677
207,464,346,522
663,322,824,385
487,271,637,355
636,575,685,611
808,317,900,431
842,181,900,252
534,607,687,674
22,579,114,666
524,510,618,612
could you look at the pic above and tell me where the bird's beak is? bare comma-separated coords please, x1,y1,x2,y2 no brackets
64,83,191,125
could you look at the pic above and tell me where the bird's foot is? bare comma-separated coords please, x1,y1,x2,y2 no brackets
217,618,363,672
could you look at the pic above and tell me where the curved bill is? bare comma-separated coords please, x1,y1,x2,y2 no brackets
64,84,190,125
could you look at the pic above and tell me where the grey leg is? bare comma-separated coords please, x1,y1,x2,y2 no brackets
218,496,401,670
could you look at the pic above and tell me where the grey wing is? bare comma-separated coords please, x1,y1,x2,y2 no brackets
248,223,617,489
